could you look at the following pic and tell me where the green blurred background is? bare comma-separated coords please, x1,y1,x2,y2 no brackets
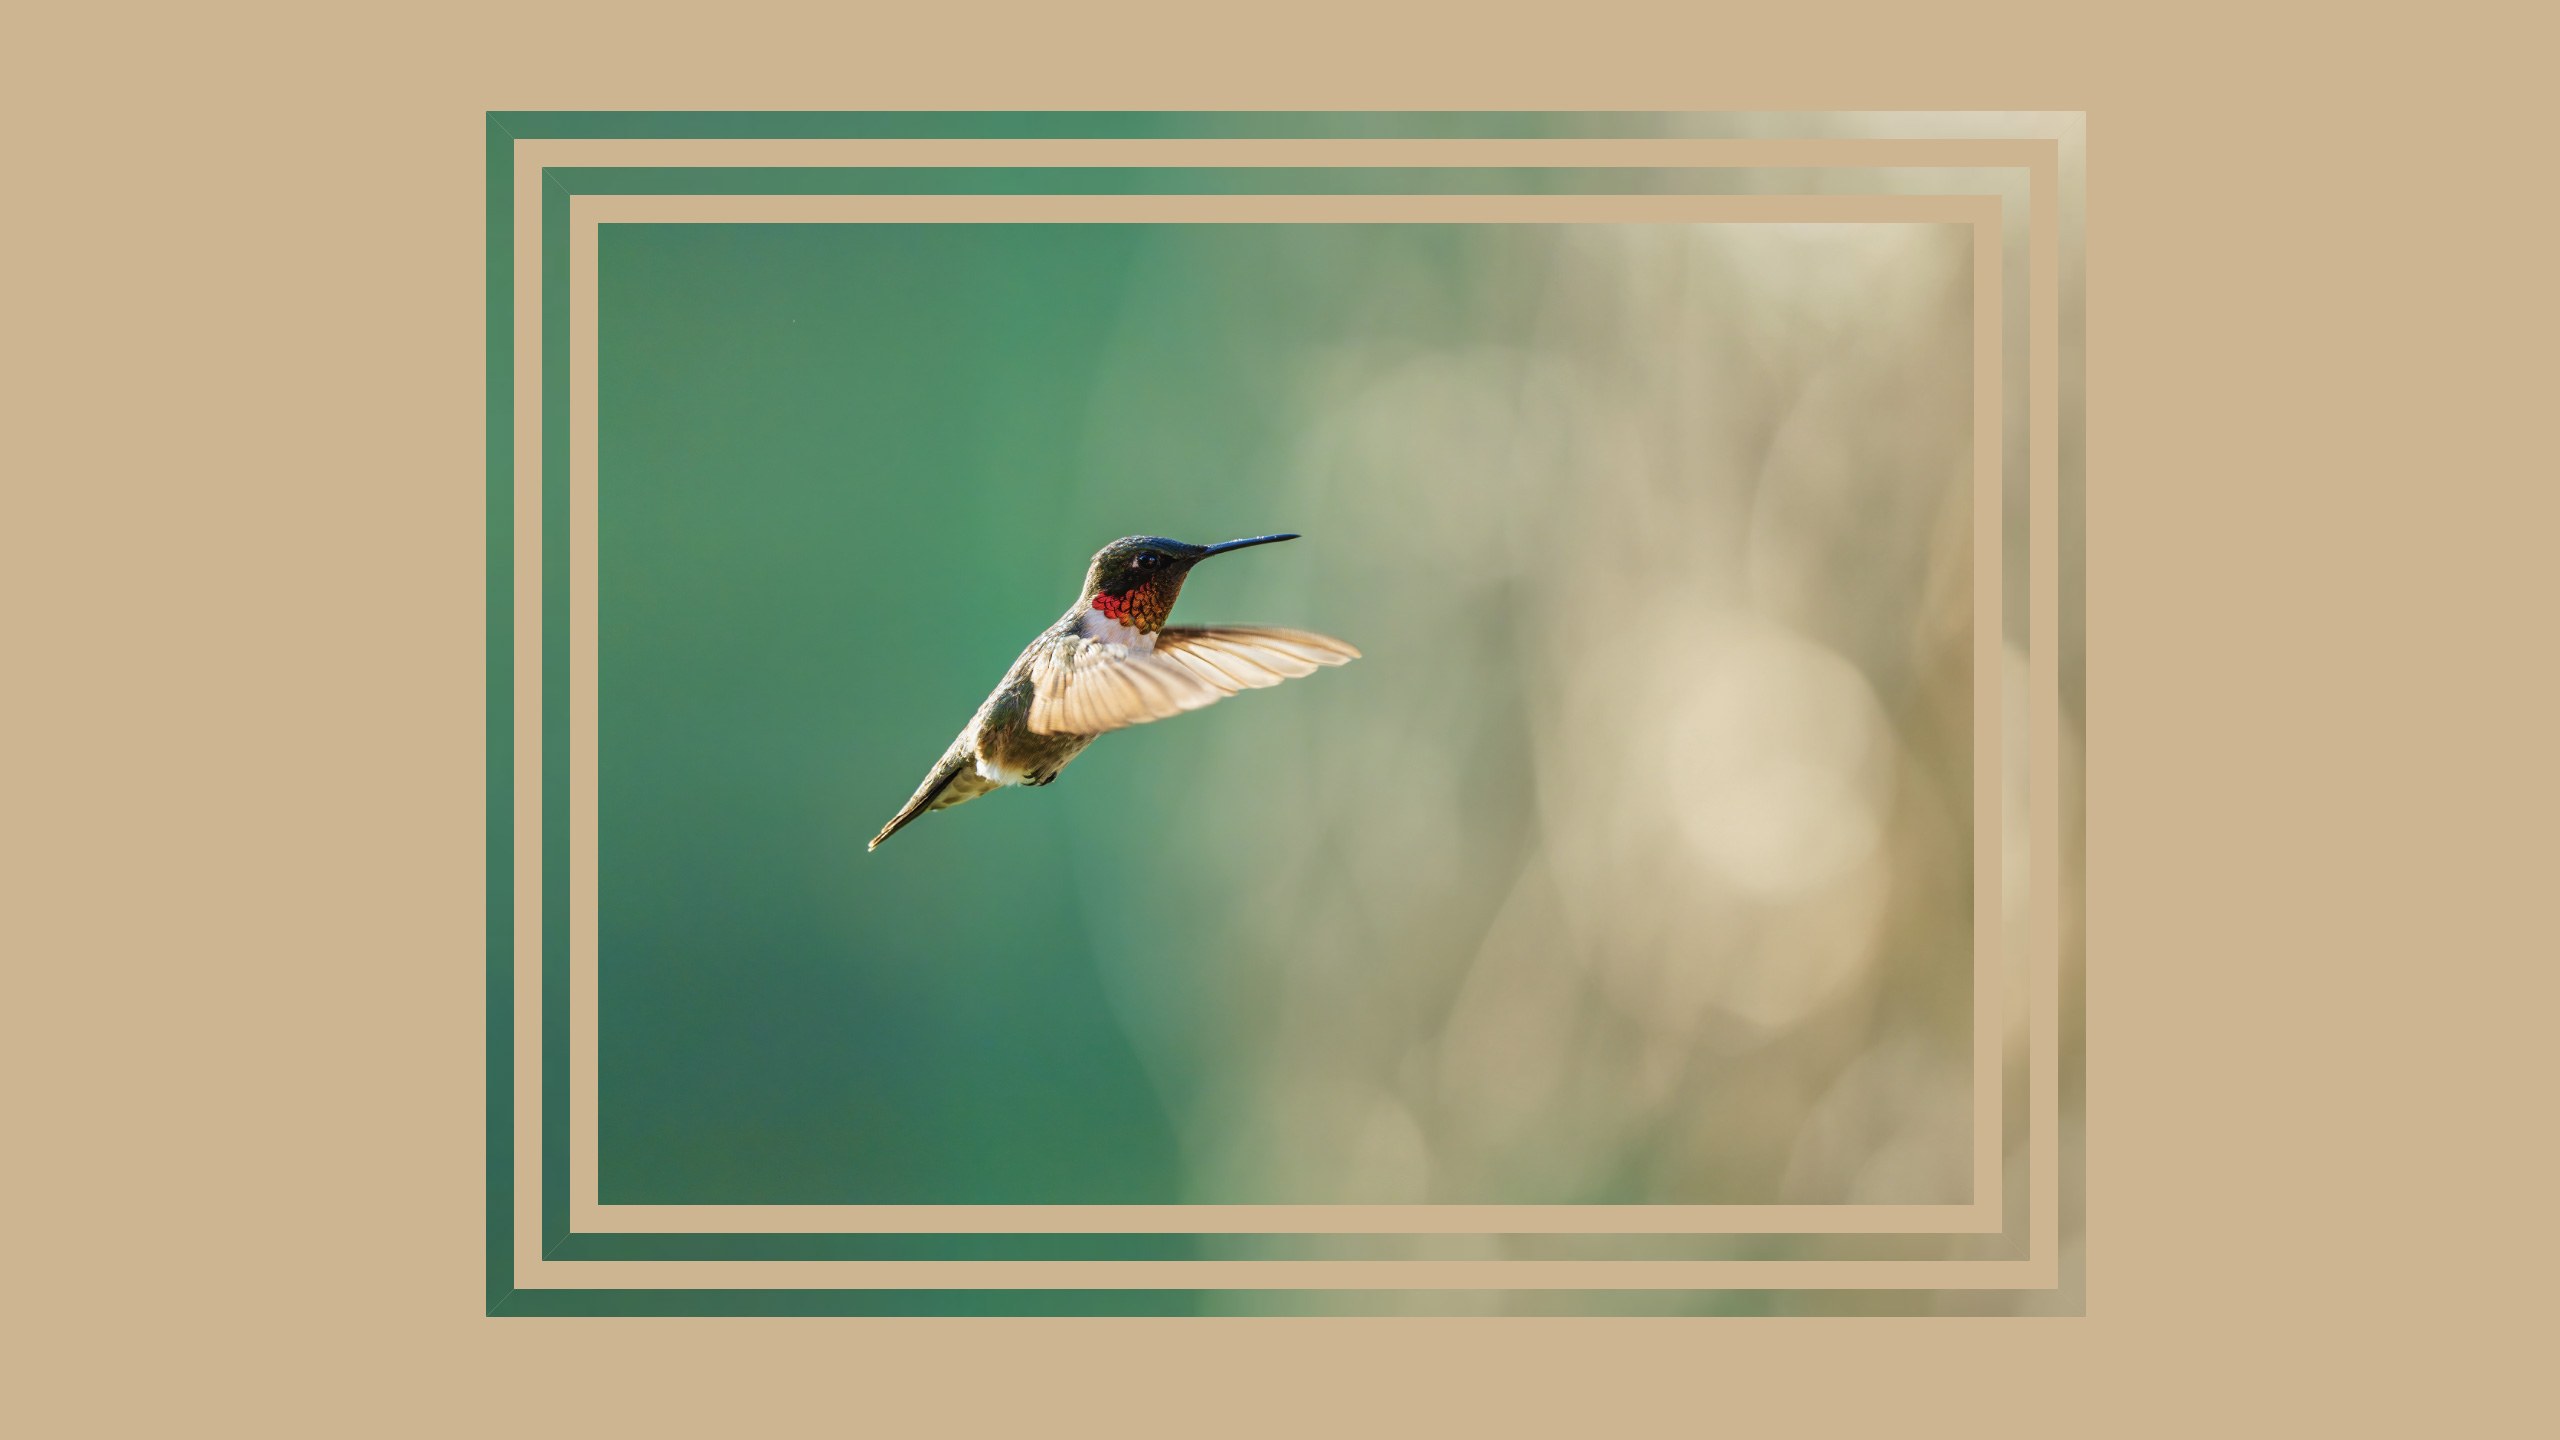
597,220,1982,1208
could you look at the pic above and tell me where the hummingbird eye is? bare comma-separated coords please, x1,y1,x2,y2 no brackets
1130,553,1162,571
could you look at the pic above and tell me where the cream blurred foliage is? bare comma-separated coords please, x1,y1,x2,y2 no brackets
1066,182,2080,1306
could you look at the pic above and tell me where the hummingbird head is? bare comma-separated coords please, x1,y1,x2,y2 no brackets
1077,533,1299,632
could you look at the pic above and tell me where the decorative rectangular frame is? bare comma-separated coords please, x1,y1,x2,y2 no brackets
485,113,2085,1316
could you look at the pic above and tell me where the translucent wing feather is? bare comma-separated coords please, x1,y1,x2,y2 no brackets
1160,626,1360,686
1028,625,1359,736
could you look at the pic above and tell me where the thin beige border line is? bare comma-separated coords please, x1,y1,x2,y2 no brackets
514,174,2042,1279
503,1258,2052,1291
517,136,2050,170
2029,147,2062,1260
511,157,545,1280
519,188,2058,1276
563,193,2003,1239
566,193,1997,223
1972,197,2005,1216
504,138,2061,1289
509,165,2048,1276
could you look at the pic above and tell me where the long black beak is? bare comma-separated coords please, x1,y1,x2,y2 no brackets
1194,533,1300,559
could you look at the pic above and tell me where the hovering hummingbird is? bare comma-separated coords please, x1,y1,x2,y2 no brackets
869,533,1360,850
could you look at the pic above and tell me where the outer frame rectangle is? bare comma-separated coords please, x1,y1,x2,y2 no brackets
487,124,2075,1300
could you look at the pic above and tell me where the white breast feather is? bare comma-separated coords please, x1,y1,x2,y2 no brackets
1078,609,1157,652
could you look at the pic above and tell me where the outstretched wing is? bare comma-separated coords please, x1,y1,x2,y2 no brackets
1027,625,1360,736
1159,625,1361,693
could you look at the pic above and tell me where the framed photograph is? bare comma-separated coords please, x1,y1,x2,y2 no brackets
489,111,2087,1316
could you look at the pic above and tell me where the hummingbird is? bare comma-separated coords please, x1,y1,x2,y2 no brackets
869,533,1360,850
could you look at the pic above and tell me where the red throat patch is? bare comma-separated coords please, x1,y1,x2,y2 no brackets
1091,579,1176,631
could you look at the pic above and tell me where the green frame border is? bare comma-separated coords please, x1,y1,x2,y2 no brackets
487,112,2080,1316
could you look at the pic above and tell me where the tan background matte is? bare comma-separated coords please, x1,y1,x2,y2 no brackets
6,2,2551,1435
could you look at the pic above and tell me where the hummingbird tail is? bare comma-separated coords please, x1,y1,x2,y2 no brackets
869,751,982,851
